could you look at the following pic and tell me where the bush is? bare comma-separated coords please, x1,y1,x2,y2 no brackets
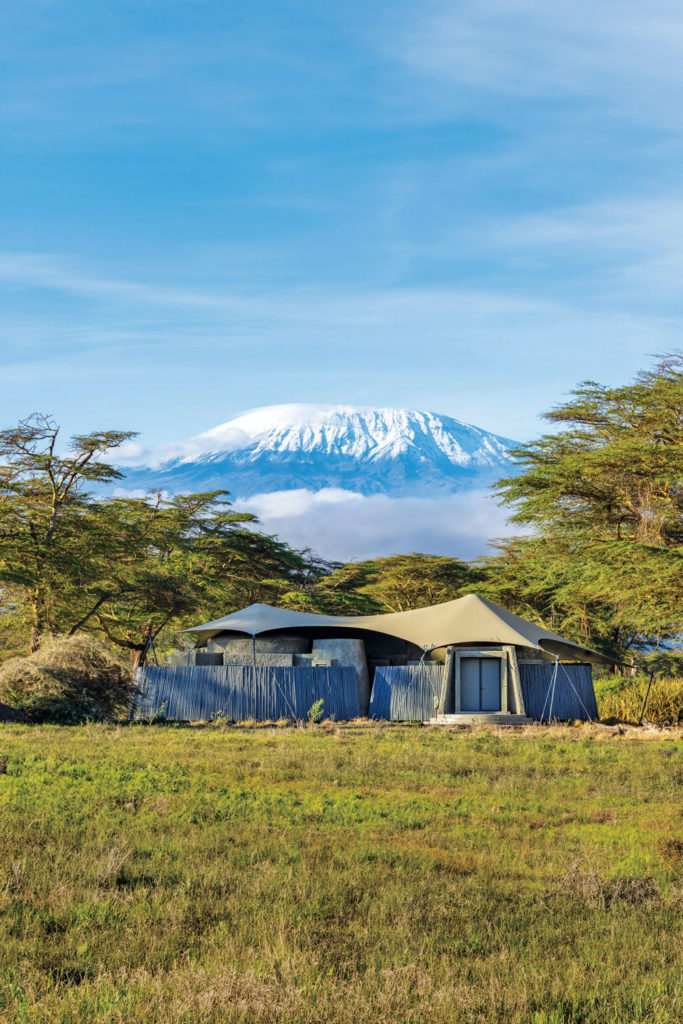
307,698,325,724
0,634,132,723
595,672,683,725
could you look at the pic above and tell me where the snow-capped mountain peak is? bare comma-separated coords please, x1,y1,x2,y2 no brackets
116,404,518,498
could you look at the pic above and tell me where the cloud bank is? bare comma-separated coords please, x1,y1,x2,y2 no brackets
233,487,513,562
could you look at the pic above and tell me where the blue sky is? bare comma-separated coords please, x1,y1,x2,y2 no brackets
2,0,683,446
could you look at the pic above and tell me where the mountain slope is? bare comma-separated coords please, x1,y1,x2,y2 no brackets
117,404,518,498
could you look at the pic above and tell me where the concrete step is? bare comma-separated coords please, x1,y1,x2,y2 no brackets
428,714,533,726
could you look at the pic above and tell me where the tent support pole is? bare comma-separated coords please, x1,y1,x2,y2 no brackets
638,671,655,725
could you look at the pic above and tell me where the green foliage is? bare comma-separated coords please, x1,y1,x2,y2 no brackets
305,553,480,614
0,725,680,1022
79,489,312,666
0,414,332,667
497,354,683,544
644,650,683,676
0,585,32,664
307,698,325,723
0,414,136,650
486,355,683,657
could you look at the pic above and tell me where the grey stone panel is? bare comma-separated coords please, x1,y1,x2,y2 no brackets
168,651,193,667
295,653,337,667
313,639,370,716
207,633,310,655
169,651,223,666
194,653,224,666
223,653,295,667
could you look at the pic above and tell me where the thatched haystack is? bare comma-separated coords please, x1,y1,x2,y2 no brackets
0,635,132,723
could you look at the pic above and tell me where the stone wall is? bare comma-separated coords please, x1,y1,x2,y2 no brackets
207,633,310,656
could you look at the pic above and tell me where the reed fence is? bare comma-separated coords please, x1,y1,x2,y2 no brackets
130,664,360,722
369,665,443,721
519,662,598,721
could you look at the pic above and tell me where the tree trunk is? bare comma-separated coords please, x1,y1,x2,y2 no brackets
29,595,42,653
130,644,147,671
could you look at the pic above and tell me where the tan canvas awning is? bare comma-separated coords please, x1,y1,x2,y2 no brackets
184,593,612,664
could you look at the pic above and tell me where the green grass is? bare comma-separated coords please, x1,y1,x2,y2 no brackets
0,722,681,1023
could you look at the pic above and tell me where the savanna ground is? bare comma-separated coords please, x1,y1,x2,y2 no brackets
0,723,681,1024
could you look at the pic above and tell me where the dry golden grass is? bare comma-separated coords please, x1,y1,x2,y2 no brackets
595,672,683,725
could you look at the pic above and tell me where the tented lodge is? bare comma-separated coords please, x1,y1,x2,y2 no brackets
131,594,605,723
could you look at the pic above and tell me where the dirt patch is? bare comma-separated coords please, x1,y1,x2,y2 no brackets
529,812,577,829
659,837,683,863
587,809,618,824
560,864,660,908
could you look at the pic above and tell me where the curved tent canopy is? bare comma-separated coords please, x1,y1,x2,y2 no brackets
184,593,612,664
183,603,347,638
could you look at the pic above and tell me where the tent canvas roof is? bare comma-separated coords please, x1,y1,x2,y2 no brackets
184,593,611,663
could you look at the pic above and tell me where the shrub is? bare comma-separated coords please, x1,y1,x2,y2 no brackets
307,698,325,724
0,634,132,723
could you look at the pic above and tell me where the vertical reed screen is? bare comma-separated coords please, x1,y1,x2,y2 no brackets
130,665,360,722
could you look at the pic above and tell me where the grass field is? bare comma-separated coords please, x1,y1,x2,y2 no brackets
0,722,681,1023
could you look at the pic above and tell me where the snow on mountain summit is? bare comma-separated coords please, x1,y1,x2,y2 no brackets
117,404,518,498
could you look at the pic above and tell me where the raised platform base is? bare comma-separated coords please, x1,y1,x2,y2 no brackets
428,714,533,726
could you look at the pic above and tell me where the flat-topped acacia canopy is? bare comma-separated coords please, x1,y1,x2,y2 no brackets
184,593,612,664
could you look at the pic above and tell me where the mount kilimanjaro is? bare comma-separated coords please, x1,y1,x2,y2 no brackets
115,404,518,499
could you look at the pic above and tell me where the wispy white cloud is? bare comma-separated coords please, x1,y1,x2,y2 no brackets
1,246,679,441
384,1,683,126
107,482,516,560
0,4,378,135
0,253,241,310
488,197,683,250
470,197,683,304
0,247,671,319
12,1,682,139
8,185,683,321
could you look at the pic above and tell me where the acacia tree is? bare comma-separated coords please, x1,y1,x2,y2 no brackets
477,536,644,656
0,415,328,665
0,414,135,650
487,355,683,657
85,492,317,668
284,560,380,615
303,553,480,615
